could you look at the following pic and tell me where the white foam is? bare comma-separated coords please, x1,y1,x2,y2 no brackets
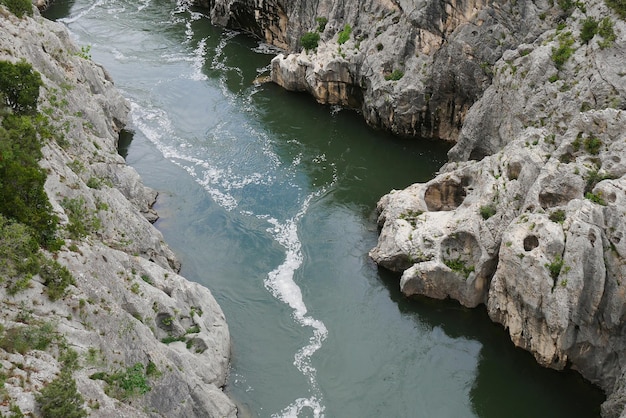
59,0,106,24
263,192,329,418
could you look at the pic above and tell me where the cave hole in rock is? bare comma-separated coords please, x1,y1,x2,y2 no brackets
424,176,471,211
523,235,539,251
440,231,481,267
507,161,522,180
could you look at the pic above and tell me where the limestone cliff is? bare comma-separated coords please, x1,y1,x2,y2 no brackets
369,1,626,416
200,0,556,141
0,7,235,417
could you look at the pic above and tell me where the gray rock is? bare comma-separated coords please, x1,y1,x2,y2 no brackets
0,9,235,418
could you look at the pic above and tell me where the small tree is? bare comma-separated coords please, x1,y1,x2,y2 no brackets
36,371,87,418
0,0,33,18
301,31,320,51
0,60,42,114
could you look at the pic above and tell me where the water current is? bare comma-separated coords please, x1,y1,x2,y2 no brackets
44,1,605,416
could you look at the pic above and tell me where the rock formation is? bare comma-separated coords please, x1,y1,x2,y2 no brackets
200,0,556,140
0,7,235,417
369,1,626,416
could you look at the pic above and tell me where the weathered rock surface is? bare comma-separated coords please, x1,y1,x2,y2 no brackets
200,0,557,141
0,7,235,417
370,1,626,416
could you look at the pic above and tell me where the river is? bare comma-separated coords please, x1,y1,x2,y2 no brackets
44,0,604,416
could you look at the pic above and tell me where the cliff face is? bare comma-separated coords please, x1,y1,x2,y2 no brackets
0,8,235,417
201,0,554,141
369,1,626,416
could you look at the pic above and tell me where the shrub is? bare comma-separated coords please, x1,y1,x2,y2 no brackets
337,24,352,45
585,191,607,205
90,363,151,400
300,31,320,51
0,0,32,18
0,322,55,354
549,209,566,223
0,215,40,283
598,17,617,48
443,258,475,278
0,60,42,114
479,204,497,220
580,17,598,44
551,32,575,69
385,69,404,81
545,256,564,280
583,135,602,154
315,17,328,33
36,370,87,418
605,0,626,20
61,196,101,239
39,258,75,301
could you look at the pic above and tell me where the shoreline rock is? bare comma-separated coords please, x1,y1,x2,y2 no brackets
0,8,236,417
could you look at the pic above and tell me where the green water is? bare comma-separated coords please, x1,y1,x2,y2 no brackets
45,1,604,416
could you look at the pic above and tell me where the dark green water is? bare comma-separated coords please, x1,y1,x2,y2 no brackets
45,1,604,416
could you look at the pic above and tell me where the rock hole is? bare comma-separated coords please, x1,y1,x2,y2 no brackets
507,162,522,180
424,177,470,211
523,235,539,251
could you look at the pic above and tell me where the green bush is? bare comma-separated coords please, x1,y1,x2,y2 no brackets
90,363,151,400
39,258,75,301
36,370,87,418
300,31,320,51
0,0,32,18
385,69,404,81
315,17,328,33
551,32,575,69
585,191,607,205
61,196,101,239
443,258,475,278
0,322,55,354
545,256,564,280
598,17,617,48
583,135,602,154
549,209,566,223
605,0,626,19
0,215,40,283
337,24,352,45
580,17,598,44
479,204,497,220
0,60,42,114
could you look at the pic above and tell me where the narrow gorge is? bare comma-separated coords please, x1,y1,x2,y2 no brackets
199,0,626,416
1,0,623,416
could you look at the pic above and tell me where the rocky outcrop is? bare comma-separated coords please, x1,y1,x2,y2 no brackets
0,7,235,417
370,1,626,416
200,0,557,141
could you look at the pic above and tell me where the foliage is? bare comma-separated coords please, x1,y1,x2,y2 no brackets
316,17,328,33
300,31,320,51
39,257,75,301
36,370,87,418
549,209,566,223
580,17,598,44
551,32,575,69
583,135,602,154
90,363,151,400
598,17,617,48
0,215,39,286
479,204,497,220
0,70,59,247
385,69,405,81
0,0,32,18
443,258,475,278
337,24,352,45
0,322,55,354
585,191,607,205
61,196,102,239
0,60,42,114
605,0,626,20
545,256,564,280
